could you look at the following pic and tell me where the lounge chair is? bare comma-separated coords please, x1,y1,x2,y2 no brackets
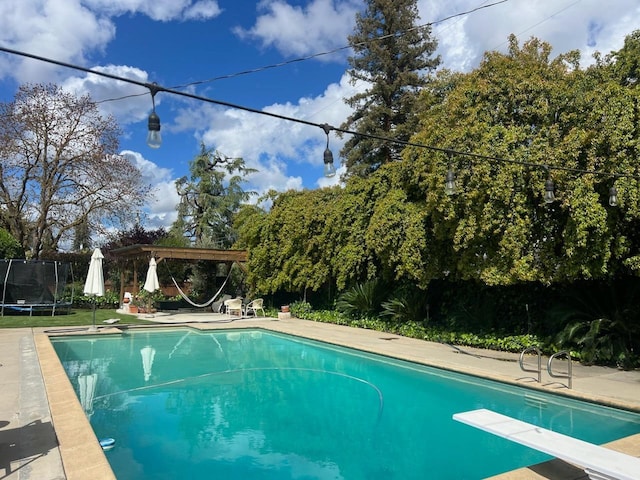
244,298,265,317
453,408,640,480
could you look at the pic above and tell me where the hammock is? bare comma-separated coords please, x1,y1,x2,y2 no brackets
170,268,231,309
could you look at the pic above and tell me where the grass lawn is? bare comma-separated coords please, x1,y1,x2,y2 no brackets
0,308,158,328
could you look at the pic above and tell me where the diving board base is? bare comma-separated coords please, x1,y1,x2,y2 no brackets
453,408,640,480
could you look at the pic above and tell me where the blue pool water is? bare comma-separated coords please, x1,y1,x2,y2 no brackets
51,328,640,479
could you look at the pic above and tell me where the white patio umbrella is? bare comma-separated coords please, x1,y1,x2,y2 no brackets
84,248,105,332
140,346,156,382
142,257,160,317
78,373,98,417
143,257,160,293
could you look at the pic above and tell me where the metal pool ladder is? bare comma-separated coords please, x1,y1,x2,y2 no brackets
518,347,542,383
547,350,572,389
518,348,573,389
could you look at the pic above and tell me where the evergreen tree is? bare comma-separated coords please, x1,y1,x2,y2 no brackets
172,146,256,248
340,0,440,178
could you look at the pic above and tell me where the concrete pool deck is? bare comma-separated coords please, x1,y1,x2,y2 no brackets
1,313,640,479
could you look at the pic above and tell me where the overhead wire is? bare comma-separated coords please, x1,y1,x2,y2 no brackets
170,0,511,90
0,44,637,182
490,0,585,51
93,0,512,105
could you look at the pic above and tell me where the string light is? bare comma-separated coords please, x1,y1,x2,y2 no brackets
609,186,618,207
445,165,456,196
322,124,336,178
146,83,161,149
0,45,637,190
544,174,555,204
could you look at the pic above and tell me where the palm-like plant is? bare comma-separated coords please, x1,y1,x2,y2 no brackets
336,280,383,318
381,286,428,323
552,280,640,369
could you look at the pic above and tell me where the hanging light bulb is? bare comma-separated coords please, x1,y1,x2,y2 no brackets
609,186,618,207
146,84,162,148
324,148,336,177
147,110,161,148
445,167,456,196
322,124,336,177
544,176,555,204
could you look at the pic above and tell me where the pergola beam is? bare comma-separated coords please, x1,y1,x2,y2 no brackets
110,244,248,262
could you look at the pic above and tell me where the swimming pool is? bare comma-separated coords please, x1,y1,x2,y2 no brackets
51,328,640,479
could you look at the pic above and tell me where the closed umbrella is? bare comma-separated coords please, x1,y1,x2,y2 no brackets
78,373,98,417
140,346,156,382
84,248,105,332
142,257,160,316
143,257,160,293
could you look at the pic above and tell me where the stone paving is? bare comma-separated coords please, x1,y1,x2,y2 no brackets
1,313,639,479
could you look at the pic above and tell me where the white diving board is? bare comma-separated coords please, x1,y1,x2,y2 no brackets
453,408,640,480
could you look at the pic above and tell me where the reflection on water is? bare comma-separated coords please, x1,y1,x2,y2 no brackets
52,329,640,480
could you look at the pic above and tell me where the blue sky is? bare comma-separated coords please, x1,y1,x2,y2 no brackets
1,0,638,231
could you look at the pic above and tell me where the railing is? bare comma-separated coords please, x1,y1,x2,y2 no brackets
547,350,572,389
519,347,542,383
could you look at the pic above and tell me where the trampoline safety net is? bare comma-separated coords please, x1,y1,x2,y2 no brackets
1,259,72,316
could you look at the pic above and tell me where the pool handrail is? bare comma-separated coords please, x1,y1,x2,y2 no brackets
548,350,572,389
518,346,541,383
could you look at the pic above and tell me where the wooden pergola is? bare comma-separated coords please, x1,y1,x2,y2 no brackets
110,244,248,300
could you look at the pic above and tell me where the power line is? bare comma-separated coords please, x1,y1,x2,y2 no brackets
95,0,513,104
0,44,637,183
174,0,512,90
491,0,584,51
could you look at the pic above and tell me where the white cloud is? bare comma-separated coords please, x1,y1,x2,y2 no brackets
62,65,152,125
0,0,221,83
82,0,222,21
425,0,640,71
120,150,180,227
172,72,361,197
235,0,359,59
0,0,115,82
184,1,223,21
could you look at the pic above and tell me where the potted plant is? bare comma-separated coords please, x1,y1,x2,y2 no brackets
137,289,164,314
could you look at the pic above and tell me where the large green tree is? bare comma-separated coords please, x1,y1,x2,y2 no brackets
239,32,640,297
0,83,148,258
340,0,440,178
236,188,343,295
404,34,640,284
236,171,401,296
172,146,256,248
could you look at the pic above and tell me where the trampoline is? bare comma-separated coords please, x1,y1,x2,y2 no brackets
0,259,73,316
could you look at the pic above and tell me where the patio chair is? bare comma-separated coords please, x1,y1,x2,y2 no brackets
224,297,243,317
245,298,265,317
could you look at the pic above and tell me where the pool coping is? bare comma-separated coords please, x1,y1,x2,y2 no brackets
35,319,640,480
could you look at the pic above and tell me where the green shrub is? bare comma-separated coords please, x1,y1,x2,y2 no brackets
549,279,640,369
556,318,639,369
0,229,24,259
290,300,313,318
335,280,383,318
76,290,120,309
381,286,428,323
